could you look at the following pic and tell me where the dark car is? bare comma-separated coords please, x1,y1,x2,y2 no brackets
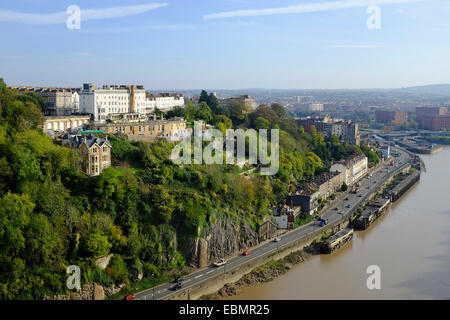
174,277,184,283
172,283,183,291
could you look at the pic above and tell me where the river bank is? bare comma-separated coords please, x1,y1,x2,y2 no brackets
200,247,317,300
226,147,450,300
195,159,421,300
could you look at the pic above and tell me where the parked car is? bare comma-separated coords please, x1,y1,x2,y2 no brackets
242,251,250,256
124,294,136,300
339,210,344,214
345,197,349,201
335,207,339,210
346,204,351,208
273,237,281,242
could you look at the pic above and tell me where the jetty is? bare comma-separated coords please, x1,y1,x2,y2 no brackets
320,228,354,254
353,198,391,230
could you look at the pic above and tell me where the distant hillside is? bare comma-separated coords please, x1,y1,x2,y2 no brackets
396,84,450,95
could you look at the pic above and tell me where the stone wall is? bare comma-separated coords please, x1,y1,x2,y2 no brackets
44,283,124,300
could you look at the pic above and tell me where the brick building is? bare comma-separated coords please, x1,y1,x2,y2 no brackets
375,110,408,124
416,107,449,130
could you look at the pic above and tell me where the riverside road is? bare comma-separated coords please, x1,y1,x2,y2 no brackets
134,145,413,301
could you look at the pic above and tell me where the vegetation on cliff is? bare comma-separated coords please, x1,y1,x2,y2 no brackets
0,81,372,299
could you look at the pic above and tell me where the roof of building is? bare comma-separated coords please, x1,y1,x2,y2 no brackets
335,153,367,169
61,133,111,149
311,171,341,186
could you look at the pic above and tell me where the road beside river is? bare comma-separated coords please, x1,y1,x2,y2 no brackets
225,147,450,300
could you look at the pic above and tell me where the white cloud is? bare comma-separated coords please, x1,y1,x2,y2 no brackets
325,44,380,48
80,24,196,34
204,0,428,20
0,3,168,25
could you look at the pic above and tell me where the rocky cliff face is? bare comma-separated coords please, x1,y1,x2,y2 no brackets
186,218,260,268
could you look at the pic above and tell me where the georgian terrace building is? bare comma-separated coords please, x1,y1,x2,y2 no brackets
79,84,185,123
89,117,189,141
330,154,368,186
42,115,91,132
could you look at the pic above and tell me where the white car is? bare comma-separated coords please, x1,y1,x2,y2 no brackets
213,259,227,267
273,237,281,242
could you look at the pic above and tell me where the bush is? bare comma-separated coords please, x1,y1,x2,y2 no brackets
107,255,129,284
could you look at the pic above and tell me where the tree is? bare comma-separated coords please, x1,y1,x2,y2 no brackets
0,193,34,258
229,100,247,121
252,105,279,124
254,117,270,130
196,102,213,123
271,103,288,119
215,105,230,117
341,182,348,192
199,90,209,105
82,229,112,257
208,93,219,112
184,100,197,122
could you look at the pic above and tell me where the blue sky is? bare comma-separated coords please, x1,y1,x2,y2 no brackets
0,0,449,90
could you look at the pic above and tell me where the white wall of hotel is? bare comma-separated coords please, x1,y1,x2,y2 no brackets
330,156,368,186
79,87,184,123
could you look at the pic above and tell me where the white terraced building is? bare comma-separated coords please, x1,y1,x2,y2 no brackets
79,84,184,123
330,154,368,186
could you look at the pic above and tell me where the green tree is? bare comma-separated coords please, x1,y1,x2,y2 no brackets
82,229,112,257
196,102,213,123
254,117,270,130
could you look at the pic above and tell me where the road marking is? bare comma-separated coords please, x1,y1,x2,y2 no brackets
195,275,203,279
206,270,214,274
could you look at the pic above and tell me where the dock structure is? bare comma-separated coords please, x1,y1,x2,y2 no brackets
389,170,421,202
320,228,354,254
353,198,391,230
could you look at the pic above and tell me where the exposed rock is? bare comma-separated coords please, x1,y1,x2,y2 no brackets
95,254,113,270
185,217,260,268
103,283,125,297
93,284,104,300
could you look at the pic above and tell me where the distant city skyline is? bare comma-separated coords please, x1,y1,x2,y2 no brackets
1,0,449,90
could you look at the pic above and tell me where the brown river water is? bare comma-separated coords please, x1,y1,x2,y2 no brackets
225,147,450,300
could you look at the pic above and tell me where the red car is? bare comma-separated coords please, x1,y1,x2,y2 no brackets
124,294,136,300
335,207,339,210
243,251,250,256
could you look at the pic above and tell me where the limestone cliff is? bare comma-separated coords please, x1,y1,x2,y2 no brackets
185,217,260,268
